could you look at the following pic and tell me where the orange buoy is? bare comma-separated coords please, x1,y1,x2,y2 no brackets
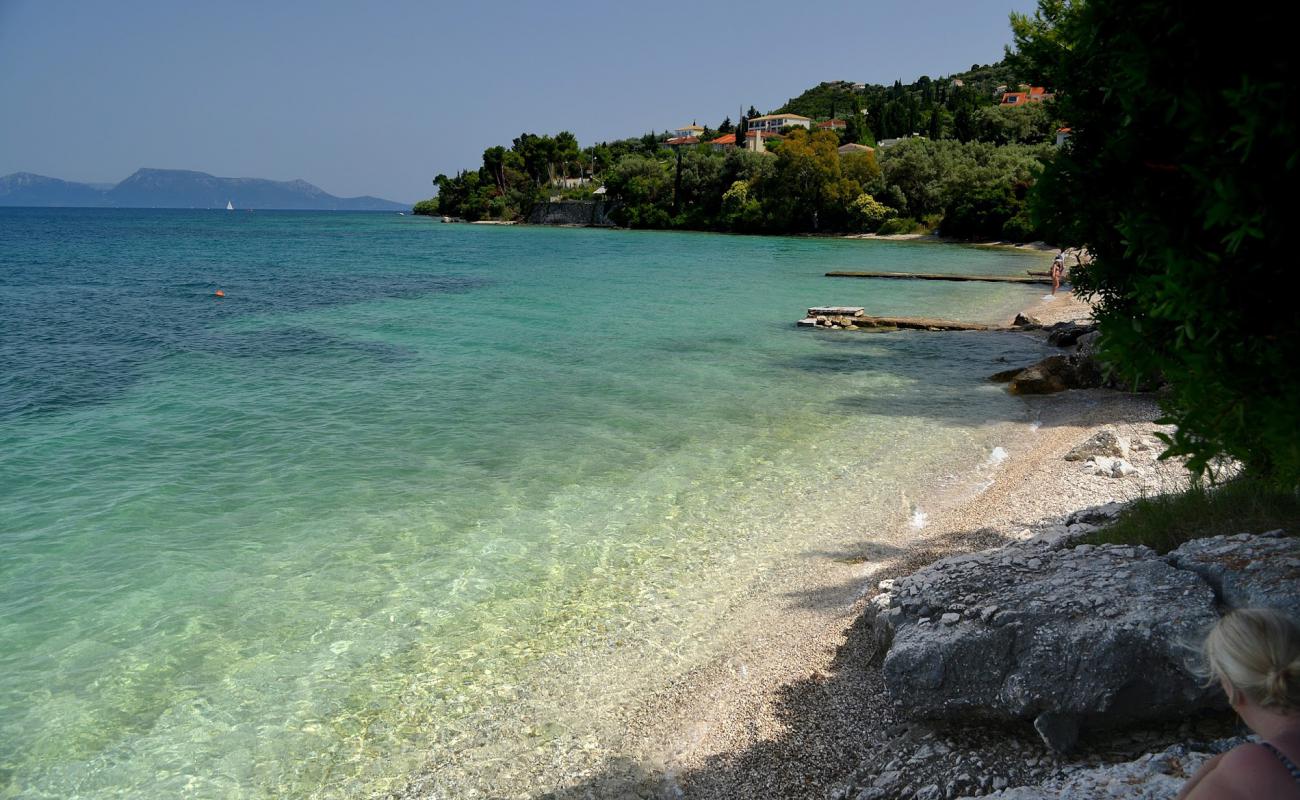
214,289,225,298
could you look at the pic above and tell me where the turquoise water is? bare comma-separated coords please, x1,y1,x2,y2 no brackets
0,210,1052,798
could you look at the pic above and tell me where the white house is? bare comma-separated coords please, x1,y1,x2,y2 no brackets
878,135,924,149
745,113,812,133
671,124,706,139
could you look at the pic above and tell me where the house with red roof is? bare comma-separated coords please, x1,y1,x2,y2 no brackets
1000,86,1052,106
709,131,781,153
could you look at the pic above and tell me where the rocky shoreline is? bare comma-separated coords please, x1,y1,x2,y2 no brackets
565,291,1294,800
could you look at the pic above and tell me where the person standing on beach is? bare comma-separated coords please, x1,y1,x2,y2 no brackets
1177,608,1300,799
1051,251,1065,295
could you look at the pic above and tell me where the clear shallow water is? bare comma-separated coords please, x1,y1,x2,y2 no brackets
0,210,1052,798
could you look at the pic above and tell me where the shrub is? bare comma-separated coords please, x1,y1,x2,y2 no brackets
876,217,922,235
1001,210,1038,242
849,193,894,232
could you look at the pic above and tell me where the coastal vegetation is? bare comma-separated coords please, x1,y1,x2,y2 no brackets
1014,0,1300,485
416,62,1061,241
1081,478,1300,553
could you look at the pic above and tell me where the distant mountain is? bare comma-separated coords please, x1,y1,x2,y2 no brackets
0,168,408,210
0,172,111,207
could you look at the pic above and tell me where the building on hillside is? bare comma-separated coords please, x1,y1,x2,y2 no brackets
746,113,812,133
709,131,781,152
817,119,847,132
951,78,965,88
554,177,590,189
671,124,705,139
749,130,781,153
1000,86,1052,106
877,135,923,149
665,136,700,148
838,143,875,156
1055,127,1072,147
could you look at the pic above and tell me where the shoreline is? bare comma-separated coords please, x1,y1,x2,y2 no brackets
531,292,1195,799
421,214,1059,253
842,232,1059,253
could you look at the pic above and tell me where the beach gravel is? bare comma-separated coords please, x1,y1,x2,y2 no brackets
544,292,1226,800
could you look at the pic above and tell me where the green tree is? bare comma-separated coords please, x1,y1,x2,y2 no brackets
1017,0,1300,482
849,193,895,231
604,154,671,227
761,129,860,231
482,146,508,194
973,102,1056,145
553,131,582,178
840,150,882,188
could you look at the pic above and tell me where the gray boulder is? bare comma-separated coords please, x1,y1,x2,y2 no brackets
1080,456,1138,478
959,738,1246,799
871,540,1221,751
1007,355,1105,395
1166,532,1300,614
1075,329,1102,355
990,366,1026,383
1045,322,1097,348
1063,428,1130,462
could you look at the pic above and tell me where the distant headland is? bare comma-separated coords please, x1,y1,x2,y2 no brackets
0,168,408,211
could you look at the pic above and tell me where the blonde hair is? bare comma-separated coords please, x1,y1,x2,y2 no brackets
1203,607,1300,712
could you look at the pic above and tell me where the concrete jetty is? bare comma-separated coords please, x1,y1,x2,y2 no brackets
797,307,1007,331
826,271,1052,284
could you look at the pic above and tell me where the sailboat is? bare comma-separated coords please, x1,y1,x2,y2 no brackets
226,200,234,211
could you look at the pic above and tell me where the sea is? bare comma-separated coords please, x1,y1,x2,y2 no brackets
0,209,1055,798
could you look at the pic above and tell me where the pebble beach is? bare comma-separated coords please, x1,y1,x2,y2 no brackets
538,291,1204,799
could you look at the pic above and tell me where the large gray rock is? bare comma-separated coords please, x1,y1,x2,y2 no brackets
1045,322,1097,348
1007,355,1105,395
1075,330,1102,356
1063,428,1130,462
959,738,1246,799
1166,532,1300,614
871,539,1221,751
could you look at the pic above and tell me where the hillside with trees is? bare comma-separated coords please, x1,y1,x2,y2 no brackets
417,57,1062,242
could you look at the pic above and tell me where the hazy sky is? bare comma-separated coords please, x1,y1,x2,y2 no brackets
0,0,1037,204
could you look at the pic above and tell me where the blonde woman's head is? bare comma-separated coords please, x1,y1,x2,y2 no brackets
1203,607,1300,712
